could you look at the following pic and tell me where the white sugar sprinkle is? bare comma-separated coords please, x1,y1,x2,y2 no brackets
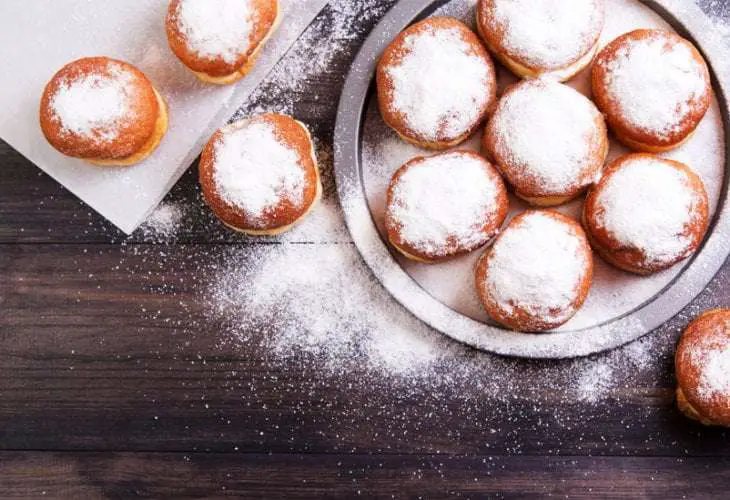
696,345,730,400
484,212,589,323
488,80,604,195
51,63,133,142
138,202,185,242
213,121,306,222
603,32,708,136
176,0,255,64
596,157,700,266
387,153,499,256
485,0,603,69
386,25,492,141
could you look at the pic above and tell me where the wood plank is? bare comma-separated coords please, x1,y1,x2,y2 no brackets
2,243,730,455
1,452,729,499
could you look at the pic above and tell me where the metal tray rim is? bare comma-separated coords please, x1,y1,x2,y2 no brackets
334,0,730,359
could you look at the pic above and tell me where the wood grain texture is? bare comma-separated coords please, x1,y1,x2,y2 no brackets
1,0,730,497
2,453,730,499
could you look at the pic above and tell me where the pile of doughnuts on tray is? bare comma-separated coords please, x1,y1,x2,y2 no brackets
379,1,730,427
39,0,322,236
376,0,714,333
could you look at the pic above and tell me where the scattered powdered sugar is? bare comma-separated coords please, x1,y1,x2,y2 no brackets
387,153,499,256
596,157,700,265
211,244,445,376
696,345,730,400
602,32,709,136
204,223,669,401
175,0,254,64
483,212,589,323
484,0,604,70
213,120,306,222
137,202,185,242
488,79,604,195
51,63,134,142
233,0,392,118
385,25,492,141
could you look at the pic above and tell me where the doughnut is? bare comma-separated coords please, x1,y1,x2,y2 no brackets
199,114,321,235
475,210,593,332
385,151,509,263
166,0,280,85
675,309,730,427
592,29,711,152
583,154,709,275
377,17,497,150
39,57,168,166
483,79,608,206
476,0,605,81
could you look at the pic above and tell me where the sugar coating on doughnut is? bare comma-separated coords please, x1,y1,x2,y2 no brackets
212,121,306,222
483,0,603,70
386,26,493,141
488,80,604,195
50,63,134,144
601,34,707,137
485,212,589,323
594,157,702,266
388,153,501,256
175,0,254,64
695,343,730,402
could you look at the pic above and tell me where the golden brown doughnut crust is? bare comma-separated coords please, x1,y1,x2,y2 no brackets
476,0,604,79
385,151,509,262
583,154,709,275
475,210,593,332
199,113,319,234
376,16,497,150
482,79,609,205
40,57,161,161
675,309,730,427
592,30,711,152
166,0,278,79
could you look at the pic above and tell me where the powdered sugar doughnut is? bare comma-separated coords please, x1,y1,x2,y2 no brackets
476,0,604,81
483,79,608,206
583,154,709,275
377,17,497,150
675,309,730,427
592,29,711,152
199,114,321,235
166,0,280,85
475,211,593,332
39,57,168,166
385,151,509,263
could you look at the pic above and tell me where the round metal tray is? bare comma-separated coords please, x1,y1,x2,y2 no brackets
334,0,730,359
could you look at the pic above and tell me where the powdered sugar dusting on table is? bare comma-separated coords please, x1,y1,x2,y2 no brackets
387,152,500,257
50,63,134,143
600,31,709,136
595,156,702,266
384,24,492,141
483,212,589,323
213,120,306,222
488,80,604,195
175,0,255,64
484,0,604,70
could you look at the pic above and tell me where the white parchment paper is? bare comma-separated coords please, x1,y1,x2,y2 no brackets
0,0,328,234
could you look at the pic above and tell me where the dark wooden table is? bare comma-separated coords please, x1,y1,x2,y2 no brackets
3,1,730,498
